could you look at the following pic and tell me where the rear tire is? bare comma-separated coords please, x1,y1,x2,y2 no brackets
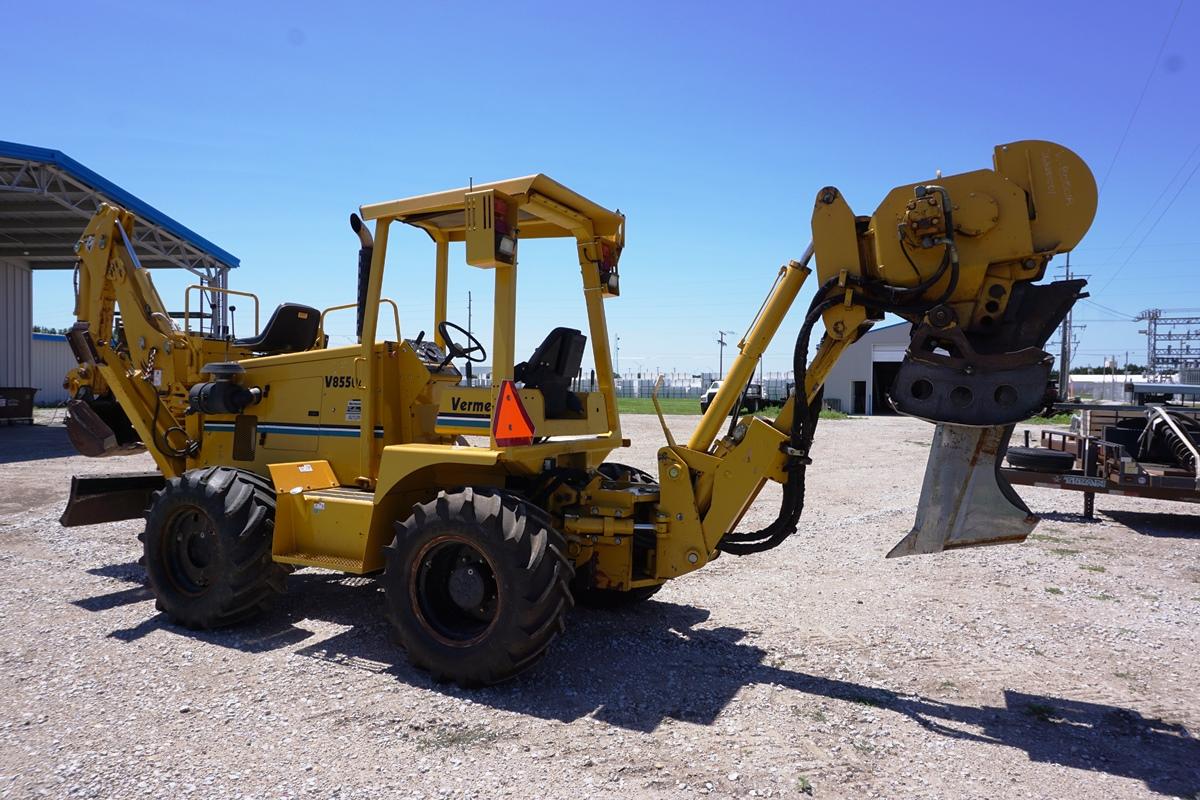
142,467,286,629
385,488,574,687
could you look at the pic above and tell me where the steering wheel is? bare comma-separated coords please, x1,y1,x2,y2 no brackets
437,320,487,369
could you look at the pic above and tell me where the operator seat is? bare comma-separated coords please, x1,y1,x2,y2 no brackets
233,303,320,355
514,327,586,418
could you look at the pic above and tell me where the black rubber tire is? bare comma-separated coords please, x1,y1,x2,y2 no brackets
141,467,286,629
385,487,574,687
1005,446,1076,472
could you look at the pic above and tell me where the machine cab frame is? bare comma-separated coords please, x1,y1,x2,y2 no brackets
355,175,627,486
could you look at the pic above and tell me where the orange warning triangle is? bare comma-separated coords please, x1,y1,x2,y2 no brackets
493,380,535,447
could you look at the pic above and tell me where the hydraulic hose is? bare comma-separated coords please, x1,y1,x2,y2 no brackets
716,217,960,554
717,294,838,554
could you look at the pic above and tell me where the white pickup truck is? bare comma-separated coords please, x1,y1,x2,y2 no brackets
698,380,763,414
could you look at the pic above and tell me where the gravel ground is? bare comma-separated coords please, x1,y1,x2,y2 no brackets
0,410,1197,799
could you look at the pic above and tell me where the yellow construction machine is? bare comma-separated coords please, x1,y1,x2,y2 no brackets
61,141,1097,685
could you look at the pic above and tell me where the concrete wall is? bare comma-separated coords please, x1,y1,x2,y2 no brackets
31,333,77,405
821,322,912,413
0,259,32,387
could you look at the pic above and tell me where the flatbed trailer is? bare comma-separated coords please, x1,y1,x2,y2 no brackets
1002,404,1200,518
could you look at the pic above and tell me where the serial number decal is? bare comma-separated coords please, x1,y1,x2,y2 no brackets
324,375,355,389
1062,475,1106,490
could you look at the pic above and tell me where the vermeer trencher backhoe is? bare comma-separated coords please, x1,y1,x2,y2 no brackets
61,141,1097,685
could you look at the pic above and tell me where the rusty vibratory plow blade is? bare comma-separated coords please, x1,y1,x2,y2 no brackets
887,423,1038,558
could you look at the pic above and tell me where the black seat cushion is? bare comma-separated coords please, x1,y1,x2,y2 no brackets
234,303,320,355
515,327,587,418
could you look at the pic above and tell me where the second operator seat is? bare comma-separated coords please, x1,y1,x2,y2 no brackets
514,327,587,418
233,303,321,355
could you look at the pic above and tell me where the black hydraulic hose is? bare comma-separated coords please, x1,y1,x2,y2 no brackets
715,235,959,556
717,295,839,554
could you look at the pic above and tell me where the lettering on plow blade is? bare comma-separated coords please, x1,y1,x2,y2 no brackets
887,423,1038,557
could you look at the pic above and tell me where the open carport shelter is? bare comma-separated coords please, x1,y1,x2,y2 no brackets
0,140,238,404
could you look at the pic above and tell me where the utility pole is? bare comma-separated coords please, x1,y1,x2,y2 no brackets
1058,255,1072,395
614,333,620,374
1052,254,1090,398
718,330,736,376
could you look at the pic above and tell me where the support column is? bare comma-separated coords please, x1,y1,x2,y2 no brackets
491,264,516,385
434,238,449,347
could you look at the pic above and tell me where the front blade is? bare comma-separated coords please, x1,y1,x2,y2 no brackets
887,423,1037,557
60,472,165,527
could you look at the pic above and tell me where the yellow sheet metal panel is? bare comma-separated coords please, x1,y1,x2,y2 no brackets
268,460,339,560
374,443,502,501
359,174,623,239
813,188,870,343
268,459,340,493
701,417,788,544
464,189,518,268
433,385,608,439
992,140,1097,254
434,386,495,436
654,447,709,578
268,461,376,572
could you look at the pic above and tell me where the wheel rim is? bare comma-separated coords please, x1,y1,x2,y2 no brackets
410,535,500,646
161,504,216,597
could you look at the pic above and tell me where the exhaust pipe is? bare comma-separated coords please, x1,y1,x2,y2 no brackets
350,213,374,343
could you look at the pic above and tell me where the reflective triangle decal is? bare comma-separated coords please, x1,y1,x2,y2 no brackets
492,380,535,447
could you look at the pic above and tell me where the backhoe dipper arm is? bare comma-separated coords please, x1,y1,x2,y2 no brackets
663,141,1097,568
66,204,202,477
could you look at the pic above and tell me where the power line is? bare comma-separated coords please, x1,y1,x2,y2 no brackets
1102,140,1200,258
1097,0,1183,194
1096,155,1200,294
1081,298,1135,319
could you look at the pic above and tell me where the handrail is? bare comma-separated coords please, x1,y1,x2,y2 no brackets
319,298,402,345
184,285,260,337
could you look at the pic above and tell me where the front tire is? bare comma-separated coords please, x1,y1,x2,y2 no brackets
385,488,574,687
141,467,286,629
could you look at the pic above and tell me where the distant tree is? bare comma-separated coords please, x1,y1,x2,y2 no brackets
32,325,71,335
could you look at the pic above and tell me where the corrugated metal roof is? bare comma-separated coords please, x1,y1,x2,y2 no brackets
0,139,238,270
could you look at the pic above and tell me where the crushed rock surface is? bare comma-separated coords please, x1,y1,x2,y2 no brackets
0,410,1196,799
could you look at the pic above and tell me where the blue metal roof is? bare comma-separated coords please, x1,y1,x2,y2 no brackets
0,139,238,268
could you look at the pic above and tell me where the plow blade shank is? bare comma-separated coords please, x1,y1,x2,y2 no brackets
887,424,1037,558
60,472,164,527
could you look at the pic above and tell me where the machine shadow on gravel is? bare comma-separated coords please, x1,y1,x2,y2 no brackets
0,421,79,464
77,566,388,652
1099,509,1200,540
78,568,1199,798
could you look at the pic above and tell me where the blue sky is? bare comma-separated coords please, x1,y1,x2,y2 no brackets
11,0,1199,374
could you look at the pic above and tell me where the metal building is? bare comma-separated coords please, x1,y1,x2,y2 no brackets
30,333,77,405
820,322,912,414
0,140,238,400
